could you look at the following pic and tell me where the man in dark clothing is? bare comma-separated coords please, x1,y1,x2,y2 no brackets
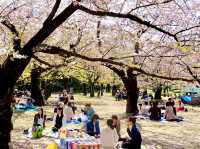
122,117,142,149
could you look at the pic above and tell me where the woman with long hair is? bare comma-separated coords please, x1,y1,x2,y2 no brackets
101,119,119,149
33,108,46,128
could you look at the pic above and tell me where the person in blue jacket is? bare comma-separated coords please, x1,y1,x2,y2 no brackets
122,116,142,149
85,103,95,120
86,114,100,137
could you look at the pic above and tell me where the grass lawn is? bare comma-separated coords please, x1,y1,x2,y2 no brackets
11,94,200,149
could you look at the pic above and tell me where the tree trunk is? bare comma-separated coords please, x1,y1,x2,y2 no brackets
42,80,51,100
112,85,117,96
90,83,95,97
64,77,69,93
82,83,87,96
124,70,139,114
31,67,44,106
97,85,101,98
154,84,162,100
100,84,104,96
0,92,13,149
106,84,111,93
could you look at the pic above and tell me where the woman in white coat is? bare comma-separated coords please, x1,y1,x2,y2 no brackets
101,119,119,149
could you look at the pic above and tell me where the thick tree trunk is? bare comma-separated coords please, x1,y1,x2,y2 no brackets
42,80,51,100
154,85,162,100
0,57,32,148
0,91,13,149
124,69,139,114
31,68,44,106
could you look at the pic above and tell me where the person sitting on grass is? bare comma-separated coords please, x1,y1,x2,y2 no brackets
122,117,142,149
167,98,177,115
53,107,63,129
141,101,150,116
85,103,95,120
86,114,100,137
112,115,121,138
101,119,119,149
33,108,46,128
63,102,74,122
149,101,161,121
165,102,183,122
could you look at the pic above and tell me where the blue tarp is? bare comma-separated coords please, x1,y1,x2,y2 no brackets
180,96,192,104
15,104,39,112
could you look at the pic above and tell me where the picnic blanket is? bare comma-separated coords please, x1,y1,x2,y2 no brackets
15,104,39,112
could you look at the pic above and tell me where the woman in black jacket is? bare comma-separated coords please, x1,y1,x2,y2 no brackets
54,107,63,129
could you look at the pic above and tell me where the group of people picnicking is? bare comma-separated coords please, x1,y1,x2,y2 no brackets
32,90,142,149
138,98,185,122
28,87,187,149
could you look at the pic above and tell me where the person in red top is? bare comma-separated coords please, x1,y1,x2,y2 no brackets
149,101,161,121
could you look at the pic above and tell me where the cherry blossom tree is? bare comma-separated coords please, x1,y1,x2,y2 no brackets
0,0,200,147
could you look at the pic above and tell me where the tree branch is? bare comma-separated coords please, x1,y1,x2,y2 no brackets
180,60,200,85
37,45,194,82
20,2,78,56
103,63,126,78
43,0,61,25
77,4,178,41
1,19,21,51
128,0,173,14
175,25,200,35
32,55,69,71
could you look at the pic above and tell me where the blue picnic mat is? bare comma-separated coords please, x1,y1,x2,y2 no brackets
65,119,81,124
15,104,39,112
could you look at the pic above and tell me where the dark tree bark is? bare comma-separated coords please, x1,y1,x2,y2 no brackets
105,65,139,114
100,84,104,96
42,80,52,100
82,83,87,96
154,84,162,100
31,67,44,106
97,85,101,98
0,73,13,148
106,84,111,93
112,85,117,96
90,83,95,97
124,68,139,114
64,77,69,93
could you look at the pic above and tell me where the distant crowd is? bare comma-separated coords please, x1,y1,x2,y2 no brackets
138,98,185,122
